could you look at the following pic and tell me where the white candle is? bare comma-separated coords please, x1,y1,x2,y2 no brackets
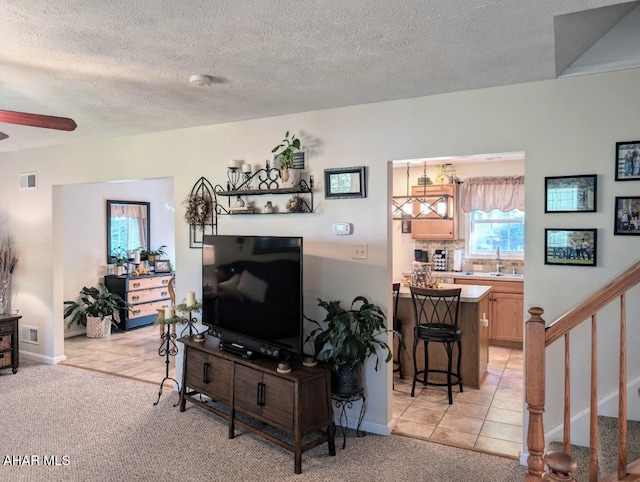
241,163,252,173
229,160,240,168
134,251,140,264
164,307,175,320
186,291,196,307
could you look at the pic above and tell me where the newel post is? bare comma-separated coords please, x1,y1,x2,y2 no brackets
526,306,547,481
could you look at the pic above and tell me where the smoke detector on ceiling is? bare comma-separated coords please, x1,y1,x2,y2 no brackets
189,74,214,87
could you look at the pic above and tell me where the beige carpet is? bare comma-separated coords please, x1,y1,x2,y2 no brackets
0,361,528,481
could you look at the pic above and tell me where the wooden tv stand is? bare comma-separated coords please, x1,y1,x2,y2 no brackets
179,336,336,474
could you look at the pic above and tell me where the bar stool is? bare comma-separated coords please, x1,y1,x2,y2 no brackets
409,286,462,404
392,283,403,386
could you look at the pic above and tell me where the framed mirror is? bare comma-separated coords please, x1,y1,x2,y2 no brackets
324,166,367,199
106,200,150,264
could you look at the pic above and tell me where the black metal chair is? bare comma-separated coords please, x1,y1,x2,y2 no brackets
409,286,462,404
392,283,403,386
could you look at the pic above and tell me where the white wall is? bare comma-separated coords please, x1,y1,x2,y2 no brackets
1,67,640,444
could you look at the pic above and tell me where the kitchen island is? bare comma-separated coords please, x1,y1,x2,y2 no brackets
395,283,491,389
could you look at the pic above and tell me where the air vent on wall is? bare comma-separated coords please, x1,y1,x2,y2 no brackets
19,172,37,190
20,325,39,345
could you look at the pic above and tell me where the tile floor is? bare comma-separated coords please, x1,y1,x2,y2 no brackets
62,327,523,459
392,345,523,459
61,324,176,387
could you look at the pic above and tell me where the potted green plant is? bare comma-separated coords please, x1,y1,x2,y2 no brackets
64,284,132,338
304,295,396,395
272,131,301,185
140,245,167,267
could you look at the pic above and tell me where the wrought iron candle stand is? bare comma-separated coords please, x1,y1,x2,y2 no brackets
153,315,181,407
177,301,204,338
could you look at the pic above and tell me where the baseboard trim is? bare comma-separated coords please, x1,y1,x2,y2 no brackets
20,350,66,365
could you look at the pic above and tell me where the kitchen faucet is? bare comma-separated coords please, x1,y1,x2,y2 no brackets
495,247,503,273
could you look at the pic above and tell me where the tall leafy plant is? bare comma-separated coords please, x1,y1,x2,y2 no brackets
271,131,301,169
64,284,131,329
304,296,393,372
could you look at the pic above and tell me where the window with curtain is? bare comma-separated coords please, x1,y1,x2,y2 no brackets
461,176,525,257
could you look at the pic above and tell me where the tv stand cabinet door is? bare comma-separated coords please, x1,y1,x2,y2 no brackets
233,364,264,419
184,347,232,404
262,373,294,430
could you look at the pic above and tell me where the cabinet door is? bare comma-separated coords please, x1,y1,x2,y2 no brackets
410,185,456,240
491,292,524,344
184,348,211,395
261,374,295,430
411,219,455,239
234,364,264,418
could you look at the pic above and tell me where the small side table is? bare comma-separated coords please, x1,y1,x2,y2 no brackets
331,390,367,449
0,314,21,374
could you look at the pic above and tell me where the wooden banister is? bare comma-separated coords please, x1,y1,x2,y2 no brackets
526,260,640,481
545,261,640,346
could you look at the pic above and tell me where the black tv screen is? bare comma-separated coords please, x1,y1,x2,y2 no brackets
202,235,303,358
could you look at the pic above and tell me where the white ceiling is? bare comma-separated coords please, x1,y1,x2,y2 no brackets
0,0,638,153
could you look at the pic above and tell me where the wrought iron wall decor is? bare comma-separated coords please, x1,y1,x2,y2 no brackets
185,176,216,248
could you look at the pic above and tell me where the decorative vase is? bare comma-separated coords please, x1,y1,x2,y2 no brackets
281,169,302,187
280,167,290,183
0,276,11,315
331,364,363,395
86,315,112,338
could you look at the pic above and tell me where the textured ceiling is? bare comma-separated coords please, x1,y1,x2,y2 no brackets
0,0,637,153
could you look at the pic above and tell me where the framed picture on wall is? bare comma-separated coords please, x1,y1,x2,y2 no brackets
614,196,640,235
544,174,597,213
544,228,597,267
615,141,640,181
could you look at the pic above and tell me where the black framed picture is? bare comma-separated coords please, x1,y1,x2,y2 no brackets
324,166,367,199
614,196,640,235
544,229,597,267
615,141,640,181
544,174,597,213
154,259,172,273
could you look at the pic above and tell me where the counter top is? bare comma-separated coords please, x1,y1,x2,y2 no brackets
432,271,524,282
398,283,491,302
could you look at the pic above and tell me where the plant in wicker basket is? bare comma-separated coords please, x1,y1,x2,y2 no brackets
64,284,132,331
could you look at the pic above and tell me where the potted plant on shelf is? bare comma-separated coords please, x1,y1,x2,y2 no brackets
140,245,167,267
272,131,301,186
64,284,132,338
304,295,396,395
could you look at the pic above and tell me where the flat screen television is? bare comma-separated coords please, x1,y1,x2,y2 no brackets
202,234,303,359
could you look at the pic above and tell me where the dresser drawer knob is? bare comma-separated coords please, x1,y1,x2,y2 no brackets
160,291,168,297
162,279,169,285
132,295,140,301
133,310,141,316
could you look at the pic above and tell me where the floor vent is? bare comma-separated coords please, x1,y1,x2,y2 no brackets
20,325,39,345
19,172,37,190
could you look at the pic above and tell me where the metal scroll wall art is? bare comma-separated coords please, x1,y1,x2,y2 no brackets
185,176,216,249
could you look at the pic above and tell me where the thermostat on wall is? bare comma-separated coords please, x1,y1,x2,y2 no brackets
333,222,353,235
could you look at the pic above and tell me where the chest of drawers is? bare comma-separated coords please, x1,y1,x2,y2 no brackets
105,274,173,330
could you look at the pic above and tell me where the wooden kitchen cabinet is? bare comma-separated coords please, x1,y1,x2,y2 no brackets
410,184,457,240
454,278,523,348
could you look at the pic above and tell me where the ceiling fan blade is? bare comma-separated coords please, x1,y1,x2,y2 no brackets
0,132,8,141
0,110,77,131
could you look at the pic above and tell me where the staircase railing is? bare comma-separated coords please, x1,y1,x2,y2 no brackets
525,260,640,481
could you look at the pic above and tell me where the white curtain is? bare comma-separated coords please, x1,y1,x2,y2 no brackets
460,176,524,213
111,204,148,249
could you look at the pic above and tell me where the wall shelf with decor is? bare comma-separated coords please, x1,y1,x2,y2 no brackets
214,166,314,215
